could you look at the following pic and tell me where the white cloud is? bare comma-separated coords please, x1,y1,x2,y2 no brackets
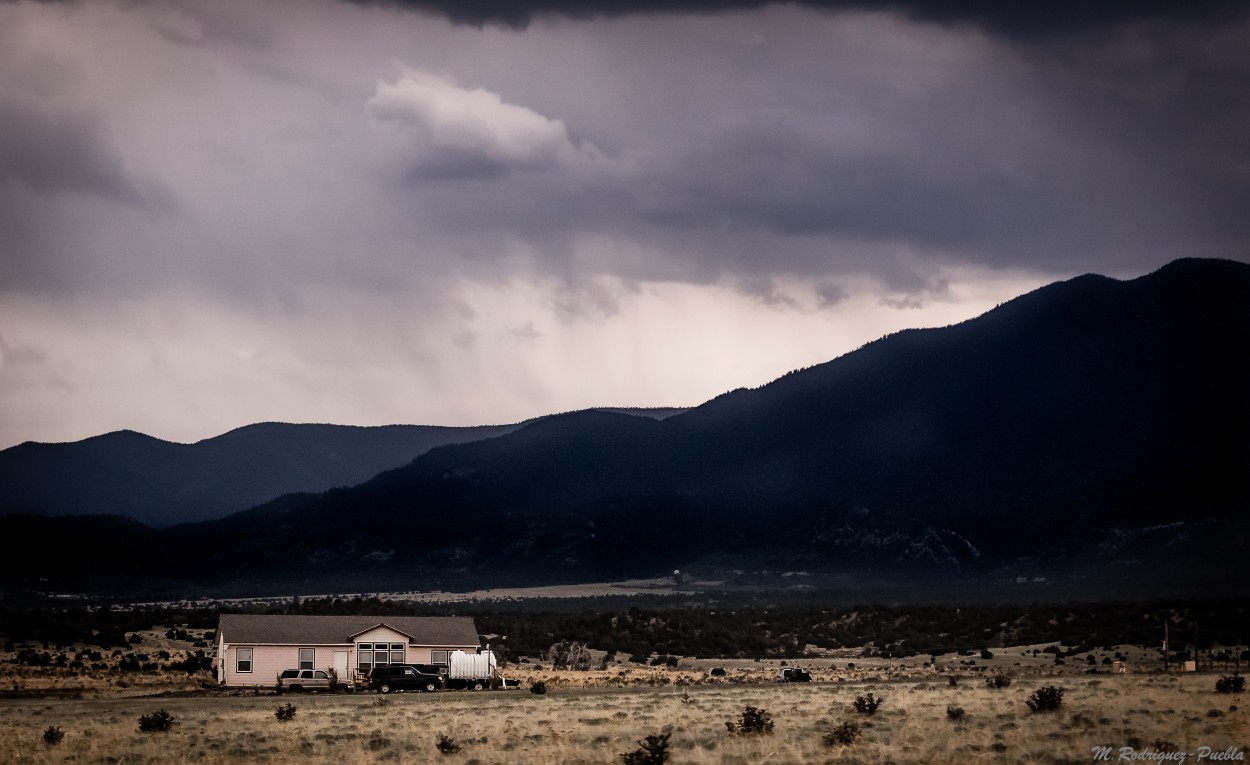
367,69,581,179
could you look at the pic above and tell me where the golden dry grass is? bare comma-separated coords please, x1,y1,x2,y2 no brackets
2,673,1246,765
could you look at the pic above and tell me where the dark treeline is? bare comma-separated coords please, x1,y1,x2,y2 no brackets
3,597,1247,661
283,596,1250,660
0,605,217,649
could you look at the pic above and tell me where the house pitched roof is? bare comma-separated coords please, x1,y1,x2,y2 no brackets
217,614,479,647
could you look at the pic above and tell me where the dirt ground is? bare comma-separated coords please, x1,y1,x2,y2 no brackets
3,629,1247,764
2,669,1246,765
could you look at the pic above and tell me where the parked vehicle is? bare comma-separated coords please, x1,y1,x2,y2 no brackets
445,649,497,690
279,669,338,692
777,667,811,683
367,664,443,693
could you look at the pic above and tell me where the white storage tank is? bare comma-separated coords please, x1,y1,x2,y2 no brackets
446,650,497,689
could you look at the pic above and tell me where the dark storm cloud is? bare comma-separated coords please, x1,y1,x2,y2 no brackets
0,98,159,207
3,0,1248,450
556,10,1250,279
355,0,1247,37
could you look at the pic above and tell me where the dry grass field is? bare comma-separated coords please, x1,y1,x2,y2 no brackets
2,628,1246,763
2,669,1245,765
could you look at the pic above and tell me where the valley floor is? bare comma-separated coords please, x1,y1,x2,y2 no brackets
3,670,1247,764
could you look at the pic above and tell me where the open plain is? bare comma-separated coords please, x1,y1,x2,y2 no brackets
2,666,1246,765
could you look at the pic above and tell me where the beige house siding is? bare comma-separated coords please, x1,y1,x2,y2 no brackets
215,615,480,689
220,643,350,688
351,626,411,646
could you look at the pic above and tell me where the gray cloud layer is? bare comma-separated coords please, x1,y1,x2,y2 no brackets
353,0,1248,38
1,0,1247,447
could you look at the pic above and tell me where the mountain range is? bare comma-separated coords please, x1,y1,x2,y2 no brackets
0,409,688,527
1,258,1246,599
0,423,521,527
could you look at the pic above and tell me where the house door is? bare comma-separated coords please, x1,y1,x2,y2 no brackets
333,651,349,683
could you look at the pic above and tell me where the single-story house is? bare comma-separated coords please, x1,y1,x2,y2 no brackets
215,614,481,688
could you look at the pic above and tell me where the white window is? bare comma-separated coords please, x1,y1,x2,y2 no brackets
390,642,405,664
431,650,448,665
236,647,253,673
299,648,314,670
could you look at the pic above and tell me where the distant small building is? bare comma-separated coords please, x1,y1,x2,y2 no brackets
214,614,480,688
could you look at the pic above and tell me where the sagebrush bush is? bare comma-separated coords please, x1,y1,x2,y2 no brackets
42,726,64,745
1026,685,1065,712
530,680,548,695
726,706,774,735
946,705,966,722
822,721,860,746
274,703,296,722
1215,675,1244,694
137,709,175,733
853,693,883,715
986,674,1012,689
620,731,670,764
436,734,461,754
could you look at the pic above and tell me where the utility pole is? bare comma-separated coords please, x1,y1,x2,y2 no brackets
1163,622,1169,673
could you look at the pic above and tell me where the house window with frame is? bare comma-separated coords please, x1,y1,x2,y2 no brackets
357,642,406,672
431,650,449,666
236,647,253,673
299,648,314,670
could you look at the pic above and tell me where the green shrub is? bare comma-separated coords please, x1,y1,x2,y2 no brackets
986,674,1012,689
620,731,670,764
726,706,774,735
853,693,883,715
137,709,175,733
436,734,461,754
1026,686,1065,712
42,726,65,745
530,680,548,695
1215,675,1244,694
822,721,860,746
946,705,966,722
274,703,296,722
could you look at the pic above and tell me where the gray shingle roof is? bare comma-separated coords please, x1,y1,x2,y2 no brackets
217,614,479,647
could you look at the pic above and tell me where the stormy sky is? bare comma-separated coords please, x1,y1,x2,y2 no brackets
1,0,1247,449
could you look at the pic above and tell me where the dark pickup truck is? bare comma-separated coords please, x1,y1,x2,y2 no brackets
777,667,811,682
367,664,444,693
